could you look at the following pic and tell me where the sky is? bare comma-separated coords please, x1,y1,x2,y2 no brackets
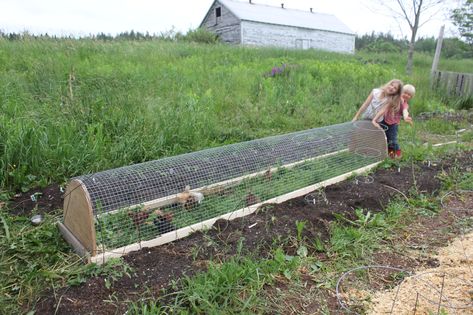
0,0,463,39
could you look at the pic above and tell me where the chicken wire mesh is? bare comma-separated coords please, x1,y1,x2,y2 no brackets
61,120,387,260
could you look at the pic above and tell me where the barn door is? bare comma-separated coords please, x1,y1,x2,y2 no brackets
295,39,310,50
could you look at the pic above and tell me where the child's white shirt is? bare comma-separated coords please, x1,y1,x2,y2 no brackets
362,89,386,122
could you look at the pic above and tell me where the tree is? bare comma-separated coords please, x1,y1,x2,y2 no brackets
451,0,473,46
373,0,446,75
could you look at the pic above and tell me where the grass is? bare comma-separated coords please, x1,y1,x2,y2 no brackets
0,38,472,314
0,211,80,314
127,248,303,314
1,40,469,193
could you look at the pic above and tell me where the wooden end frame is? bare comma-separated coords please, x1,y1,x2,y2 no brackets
57,222,91,263
63,179,97,257
91,161,382,265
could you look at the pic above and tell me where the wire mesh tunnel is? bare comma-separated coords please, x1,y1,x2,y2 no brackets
60,120,387,263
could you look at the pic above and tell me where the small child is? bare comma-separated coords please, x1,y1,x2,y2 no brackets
372,84,415,159
352,79,403,122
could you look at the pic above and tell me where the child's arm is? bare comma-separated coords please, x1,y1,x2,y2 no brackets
402,105,413,125
352,92,374,121
371,104,387,128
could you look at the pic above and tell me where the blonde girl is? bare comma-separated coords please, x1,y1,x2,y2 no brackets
372,84,415,158
352,79,403,122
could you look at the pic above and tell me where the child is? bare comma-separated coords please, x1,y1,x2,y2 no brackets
372,84,415,159
352,79,403,122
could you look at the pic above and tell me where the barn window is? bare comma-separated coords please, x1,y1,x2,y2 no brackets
216,7,221,17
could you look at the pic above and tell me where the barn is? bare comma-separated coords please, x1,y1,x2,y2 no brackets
200,0,355,53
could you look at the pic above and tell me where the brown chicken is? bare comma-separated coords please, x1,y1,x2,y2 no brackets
128,209,152,227
264,167,272,181
245,191,261,207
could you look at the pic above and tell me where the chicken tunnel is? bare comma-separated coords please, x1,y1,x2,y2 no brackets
59,120,387,264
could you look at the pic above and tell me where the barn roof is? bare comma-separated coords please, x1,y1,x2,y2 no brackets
214,0,354,35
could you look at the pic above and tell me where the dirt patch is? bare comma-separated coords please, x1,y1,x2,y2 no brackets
33,152,472,314
8,183,64,216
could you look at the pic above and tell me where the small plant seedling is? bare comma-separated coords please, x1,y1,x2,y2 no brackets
295,220,307,242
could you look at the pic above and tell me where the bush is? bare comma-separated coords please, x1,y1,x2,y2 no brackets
180,28,219,44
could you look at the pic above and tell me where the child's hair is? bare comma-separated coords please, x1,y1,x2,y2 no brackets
403,84,416,96
380,79,403,116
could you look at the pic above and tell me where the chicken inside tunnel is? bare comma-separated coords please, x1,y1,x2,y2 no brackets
59,121,388,264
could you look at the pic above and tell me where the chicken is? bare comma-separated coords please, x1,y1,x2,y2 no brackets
264,167,272,182
176,185,204,210
128,208,152,227
245,191,260,207
153,209,175,235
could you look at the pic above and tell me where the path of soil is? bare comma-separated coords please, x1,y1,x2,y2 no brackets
30,151,472,315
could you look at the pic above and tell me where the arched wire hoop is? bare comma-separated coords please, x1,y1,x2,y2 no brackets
353,175,374,185
304,190,329,206
354,147,382,159
352,120,388,132
337,266,473,314
336,265,409,314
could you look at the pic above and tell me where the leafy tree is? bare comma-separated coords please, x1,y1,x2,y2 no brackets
355,32,407,51
451,0,473,46
414,36,436,53
442,37,473,58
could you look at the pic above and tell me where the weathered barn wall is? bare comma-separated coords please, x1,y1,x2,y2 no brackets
241,20,355,53
200,1,241,44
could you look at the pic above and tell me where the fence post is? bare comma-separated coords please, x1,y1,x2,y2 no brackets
431,25,444,74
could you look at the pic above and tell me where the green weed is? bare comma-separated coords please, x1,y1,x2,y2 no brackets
67,258,133,288
295,220,307,242
0,212,81,314
163,248,301,314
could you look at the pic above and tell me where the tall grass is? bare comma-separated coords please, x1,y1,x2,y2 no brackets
0,38,468,191
0,40,385,191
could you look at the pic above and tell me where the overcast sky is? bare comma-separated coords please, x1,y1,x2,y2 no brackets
0,0,462,39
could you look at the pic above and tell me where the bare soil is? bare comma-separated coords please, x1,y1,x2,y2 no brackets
27,151,472,315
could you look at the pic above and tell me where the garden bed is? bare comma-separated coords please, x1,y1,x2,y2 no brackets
26,151,473,314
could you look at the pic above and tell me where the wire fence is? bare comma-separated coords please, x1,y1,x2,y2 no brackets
61,120,387,260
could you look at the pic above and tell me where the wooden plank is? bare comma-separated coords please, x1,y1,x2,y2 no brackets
91,161,382,264
63,179,97,256
431,25,444,73
57,222,91,263
432,141,457,147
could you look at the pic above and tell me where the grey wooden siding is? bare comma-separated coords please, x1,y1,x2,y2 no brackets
201,2,241,44
241,21,354,53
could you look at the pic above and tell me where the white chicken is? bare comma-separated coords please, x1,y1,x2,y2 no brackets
176,185,204,210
